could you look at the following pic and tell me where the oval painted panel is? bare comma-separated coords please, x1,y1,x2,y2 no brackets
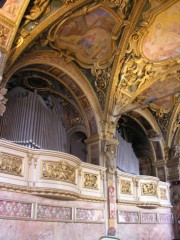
142,1,180,61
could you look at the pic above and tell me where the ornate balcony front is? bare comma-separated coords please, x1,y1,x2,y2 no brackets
0,140,106,201
116,170,171,208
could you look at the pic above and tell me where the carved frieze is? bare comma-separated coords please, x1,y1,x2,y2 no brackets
120,180,132,195
0,152,23,176
42,160,76,184
83,172,98,189
141,183,158,196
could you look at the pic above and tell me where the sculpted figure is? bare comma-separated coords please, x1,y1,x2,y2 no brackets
23,0,51,27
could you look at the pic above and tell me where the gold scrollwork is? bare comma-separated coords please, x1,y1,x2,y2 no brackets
42,160,76,184
160,188,167,200
92,67,111,109
141,183,158,196
0,152,23,176
83,172,98,189
120,180,132,194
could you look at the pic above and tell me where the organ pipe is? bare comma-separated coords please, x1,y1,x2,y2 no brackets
0,87,68,152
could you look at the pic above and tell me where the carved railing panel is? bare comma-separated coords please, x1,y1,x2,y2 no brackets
117,170,171,207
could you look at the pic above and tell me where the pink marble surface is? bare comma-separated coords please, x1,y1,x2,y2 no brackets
0,190,175,240
0,190,106,240
117,224,174,240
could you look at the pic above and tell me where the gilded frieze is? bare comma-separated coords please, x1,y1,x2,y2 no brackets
141,183,158,196
0,152,23,176
120,180,132,195
83,172,98,189
42,160,76,184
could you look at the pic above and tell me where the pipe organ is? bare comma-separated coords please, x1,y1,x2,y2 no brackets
0,87,67,152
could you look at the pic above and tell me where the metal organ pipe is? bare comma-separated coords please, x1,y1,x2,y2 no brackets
0,87,68,152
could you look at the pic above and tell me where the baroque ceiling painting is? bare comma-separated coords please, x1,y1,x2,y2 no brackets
142,1,180,61
51,7,118,66
139,77,180,110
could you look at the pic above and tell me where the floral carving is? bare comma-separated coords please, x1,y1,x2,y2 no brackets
42,160,76,184
0,152,23,176
141,183,158,196
120,180,132,194
83,173,98,189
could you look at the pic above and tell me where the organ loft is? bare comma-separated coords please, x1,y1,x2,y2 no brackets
0,0,179,239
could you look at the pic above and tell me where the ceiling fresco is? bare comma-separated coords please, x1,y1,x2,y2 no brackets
139,76,180,109
52,7,118,65
142,1,180,61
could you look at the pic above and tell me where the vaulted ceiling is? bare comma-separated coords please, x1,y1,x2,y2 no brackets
0,0,179,151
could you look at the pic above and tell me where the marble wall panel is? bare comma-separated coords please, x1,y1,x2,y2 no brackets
0,199,32,219
36,204,72,221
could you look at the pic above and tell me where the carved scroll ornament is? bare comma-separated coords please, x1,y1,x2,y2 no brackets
42,160,76,184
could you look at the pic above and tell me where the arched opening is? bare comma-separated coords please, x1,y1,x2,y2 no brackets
116,115,156,176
